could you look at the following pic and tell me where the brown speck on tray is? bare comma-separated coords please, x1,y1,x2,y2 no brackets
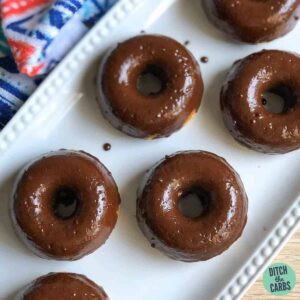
140,30,145,34
263,226,267,232
103,143,111,151
295,16,299,21
184,40,190,46
200,56,209,63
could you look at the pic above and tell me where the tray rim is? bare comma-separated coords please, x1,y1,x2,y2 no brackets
218,196,300,300
0,0,144,155
0,0,299,299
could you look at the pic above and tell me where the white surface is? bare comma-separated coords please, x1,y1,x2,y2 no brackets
0,0,300,299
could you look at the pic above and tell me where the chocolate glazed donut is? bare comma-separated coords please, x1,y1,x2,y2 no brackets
98,34,203,139
136,151,248,262
15,273,108,300
221,50,300,154
11,150,120,260
202,0,300,43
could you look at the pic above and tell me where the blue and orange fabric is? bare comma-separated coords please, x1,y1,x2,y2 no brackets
0,0,117,129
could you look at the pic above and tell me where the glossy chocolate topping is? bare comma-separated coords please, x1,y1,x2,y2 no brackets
16,273,108,300
136,151,248,262
221,50,300,154
11,150,120,260
103,143,111,151
202,0,300,43
98,34,203,139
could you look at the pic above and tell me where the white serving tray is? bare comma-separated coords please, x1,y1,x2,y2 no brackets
0,0,300,299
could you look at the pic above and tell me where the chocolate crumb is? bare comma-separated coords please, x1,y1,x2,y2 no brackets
295,16,299,21
200,56,209,63
184,40,190,46
103,143,111,151
140,30,145,34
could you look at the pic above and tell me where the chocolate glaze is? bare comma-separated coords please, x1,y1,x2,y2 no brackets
200,56,208,63
136,151,248,262
98,35,203,139
202,0,300,43
103,143,111,151
15,273,108,300
221,50,300,154
11,150,120,260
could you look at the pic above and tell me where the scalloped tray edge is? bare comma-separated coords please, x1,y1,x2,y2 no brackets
0,1,299,299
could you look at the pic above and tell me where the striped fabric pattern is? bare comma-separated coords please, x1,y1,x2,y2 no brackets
0,0,118,129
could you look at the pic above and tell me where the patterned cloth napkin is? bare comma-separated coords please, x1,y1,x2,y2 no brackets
0,0,117,129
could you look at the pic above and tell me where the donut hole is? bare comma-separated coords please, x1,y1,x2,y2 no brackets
136,65,168,96
52,186,80,219
178,188,211,219
262,84,297,114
